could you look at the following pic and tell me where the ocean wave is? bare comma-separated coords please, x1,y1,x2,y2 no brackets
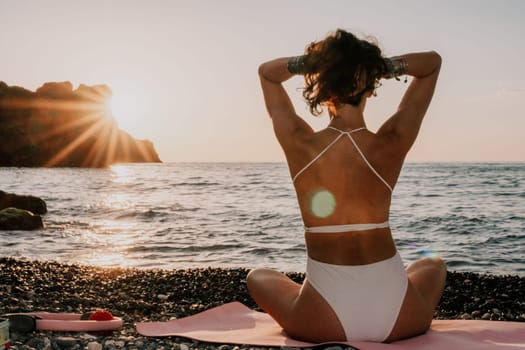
173,243,247,253
484,234,523,244
173,181,221,187
126,245,178,253
115,209,157,219
2,162,523,275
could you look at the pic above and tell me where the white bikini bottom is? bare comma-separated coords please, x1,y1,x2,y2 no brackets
306,252,408,342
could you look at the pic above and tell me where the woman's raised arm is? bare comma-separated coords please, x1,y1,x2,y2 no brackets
258,58,313,149
378,51,442,155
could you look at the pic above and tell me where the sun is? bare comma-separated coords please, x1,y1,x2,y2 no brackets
105,93,125,126
104,85,147,136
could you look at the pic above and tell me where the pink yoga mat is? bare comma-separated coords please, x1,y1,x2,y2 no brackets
136,302,525,349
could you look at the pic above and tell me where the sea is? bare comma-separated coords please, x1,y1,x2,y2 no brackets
0,163,524,276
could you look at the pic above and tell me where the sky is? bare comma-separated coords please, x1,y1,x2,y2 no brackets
1,0,524,162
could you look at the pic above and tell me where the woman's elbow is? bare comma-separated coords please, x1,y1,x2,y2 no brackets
258,62,268,79
430,51,442,69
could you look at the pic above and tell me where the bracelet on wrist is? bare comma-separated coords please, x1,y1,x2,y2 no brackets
383,57,408,82
287,55,308,75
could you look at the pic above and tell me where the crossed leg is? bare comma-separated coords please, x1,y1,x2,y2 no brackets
407,257,447,308
386,256,447,342
246,268,346,342
247,257,446,343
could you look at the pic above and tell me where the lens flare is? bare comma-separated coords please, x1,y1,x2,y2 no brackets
310,190,336,218
420,248,441,262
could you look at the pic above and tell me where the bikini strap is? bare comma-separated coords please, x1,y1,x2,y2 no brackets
292,126,367,183
292,132,346,182
327,126,366,134
293,126,393,192
344,132,393,192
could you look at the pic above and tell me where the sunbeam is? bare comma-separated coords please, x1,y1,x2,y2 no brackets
0,82,158,167
44,117,108,167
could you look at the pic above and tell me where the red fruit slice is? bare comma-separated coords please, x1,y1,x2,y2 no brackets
87,310,114,336
88,310,114,321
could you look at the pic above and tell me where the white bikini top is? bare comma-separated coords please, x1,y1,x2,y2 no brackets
293,126,392,233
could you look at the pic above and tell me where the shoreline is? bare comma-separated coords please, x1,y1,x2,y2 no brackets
1,257,524,349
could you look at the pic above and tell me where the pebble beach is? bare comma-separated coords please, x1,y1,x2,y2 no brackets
1,257,524,350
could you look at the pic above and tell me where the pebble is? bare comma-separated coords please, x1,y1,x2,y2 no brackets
87,342,102,350
1,257,524,349
53,336,80,349
42,337,51,350
157,294,169,301
460,313,472,320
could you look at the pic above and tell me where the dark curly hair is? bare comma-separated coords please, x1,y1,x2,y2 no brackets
302,29,387,116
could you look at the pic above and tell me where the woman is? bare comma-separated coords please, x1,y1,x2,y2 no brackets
247,29,446,343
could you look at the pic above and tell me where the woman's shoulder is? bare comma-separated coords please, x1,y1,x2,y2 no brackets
373,117,413,159
364,129,406,184
282,127,335,173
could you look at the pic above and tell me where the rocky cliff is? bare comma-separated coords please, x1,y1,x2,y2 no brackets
0,81,161,167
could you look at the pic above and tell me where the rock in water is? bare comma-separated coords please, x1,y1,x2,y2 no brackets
0,190,47,214
0,207,44,230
